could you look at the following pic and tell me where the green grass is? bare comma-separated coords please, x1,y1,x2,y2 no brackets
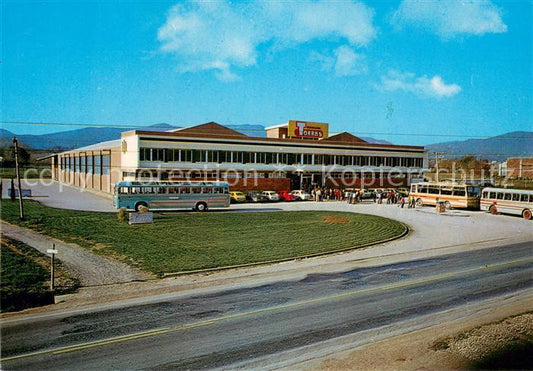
1,200,407,275
1,237,54,312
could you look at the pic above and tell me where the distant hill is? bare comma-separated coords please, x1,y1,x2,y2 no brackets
0,123,393,150
426,131,533,162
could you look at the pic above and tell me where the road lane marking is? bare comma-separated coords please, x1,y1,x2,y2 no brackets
2,257,532,362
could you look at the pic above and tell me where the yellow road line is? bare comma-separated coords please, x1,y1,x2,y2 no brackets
2,257,531,362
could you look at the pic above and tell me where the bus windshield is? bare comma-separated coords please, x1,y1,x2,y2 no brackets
467,186,480,197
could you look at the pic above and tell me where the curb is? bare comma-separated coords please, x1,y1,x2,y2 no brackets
162,223,410,278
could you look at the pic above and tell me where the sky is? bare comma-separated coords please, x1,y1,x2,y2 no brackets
1,0,532,146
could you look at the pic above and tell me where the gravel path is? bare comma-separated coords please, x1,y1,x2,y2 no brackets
0,221,153,286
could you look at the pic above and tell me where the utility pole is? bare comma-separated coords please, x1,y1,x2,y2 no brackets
12,137,24,220
434,152,446,182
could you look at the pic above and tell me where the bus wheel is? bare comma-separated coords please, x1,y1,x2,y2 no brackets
135,202,148,212
195,202,208,212
444,201,452,210
416,198,423,207
522,209,532,220
489,205,498,215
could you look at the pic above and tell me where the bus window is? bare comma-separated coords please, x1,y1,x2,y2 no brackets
168,187,176,194
212,187,221,194
489,192,496,199
504,193,512,201
512,194,520,201
179,187,190,194
191,187,201,194
428,186,439,194
131,187,142,194
119,187,130,194
453,187,465,196
521,194,530,202
142,187,154,194
496,193,504,200
441,188,453,195
156,187,166,194
203,187,213,194
410,184,417,193
467,186,479,197
419,185,427,193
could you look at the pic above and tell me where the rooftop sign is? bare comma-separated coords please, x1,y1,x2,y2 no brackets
288,120,329,139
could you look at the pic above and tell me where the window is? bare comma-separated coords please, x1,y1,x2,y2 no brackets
521,194,529,202
80,156,86,173
496,193,504,200
504,193,512,201
94,155,102,175
441,188,453,195
119,187,129,194
489,192,496,199
453,187,465,196
428,186,440,194
102,154,110,175
191,187,202,194
512,194,520,201
179,187,190,194
87,155,93,174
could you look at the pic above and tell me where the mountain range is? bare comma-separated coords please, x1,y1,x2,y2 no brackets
425,131,533,162
0,123,390,150
1,124,530,161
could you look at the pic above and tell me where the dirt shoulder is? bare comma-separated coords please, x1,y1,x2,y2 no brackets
310,293,532,370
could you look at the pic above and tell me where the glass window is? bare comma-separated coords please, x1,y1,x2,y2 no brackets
496,192,504,200
504,193,512,200
453,187,465,196
94,155,102,175
489,192,496,199
521,194,529,202
191,187,201,194
102,154,110,175
441,188,453,195
87,155,93,174
179,187,190,194
512,194,520,201
428,186,440,194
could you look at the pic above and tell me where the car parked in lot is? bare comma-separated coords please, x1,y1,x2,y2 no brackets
246,191,269,203
230,191,246,203
290,190,312,201
261,190,280,202
277,190,298,201
360,189,376,200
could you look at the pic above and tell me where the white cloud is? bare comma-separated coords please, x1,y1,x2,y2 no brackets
392,0,507,39
311,46,367,76
157,0,376,81
379,70,461,98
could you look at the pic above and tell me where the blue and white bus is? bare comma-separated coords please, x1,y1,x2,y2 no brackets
113,181,230,212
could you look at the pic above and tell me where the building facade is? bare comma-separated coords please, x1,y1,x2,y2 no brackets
51,121,429,194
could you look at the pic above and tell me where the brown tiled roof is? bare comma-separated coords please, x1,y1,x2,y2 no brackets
322,132,368,144
173,122,248,138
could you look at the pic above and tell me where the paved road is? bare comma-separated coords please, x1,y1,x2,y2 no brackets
2,242,532,370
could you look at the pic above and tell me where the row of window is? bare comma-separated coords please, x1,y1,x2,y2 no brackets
482,191,532,202
412,185,479,197
60,154,111,175
139,148,424,168
117,186,228,195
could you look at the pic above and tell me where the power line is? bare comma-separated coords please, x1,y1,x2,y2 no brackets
1,121,532,140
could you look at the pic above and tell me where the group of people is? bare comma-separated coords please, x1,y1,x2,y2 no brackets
307,186,419,209
310,187,344,202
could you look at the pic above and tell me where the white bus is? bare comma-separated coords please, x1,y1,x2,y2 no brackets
481,187,533,220
113,181,230,212
409,182,480,210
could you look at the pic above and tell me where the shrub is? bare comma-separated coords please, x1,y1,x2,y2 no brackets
117,207,128,222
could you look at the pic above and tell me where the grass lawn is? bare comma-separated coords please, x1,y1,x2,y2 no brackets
1,200,407,275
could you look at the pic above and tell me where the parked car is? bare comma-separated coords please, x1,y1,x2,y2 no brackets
277,190,297,201
397,188,409,197
246,191,268,203
261,190,280,202
230,191,246,203
290,190,312,201
360,190,376,200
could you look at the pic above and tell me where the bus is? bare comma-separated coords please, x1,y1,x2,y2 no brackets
481,187,533,220
113,181,230,212
409,182,480,210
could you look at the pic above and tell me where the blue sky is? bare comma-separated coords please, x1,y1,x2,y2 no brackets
1,0,531,145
